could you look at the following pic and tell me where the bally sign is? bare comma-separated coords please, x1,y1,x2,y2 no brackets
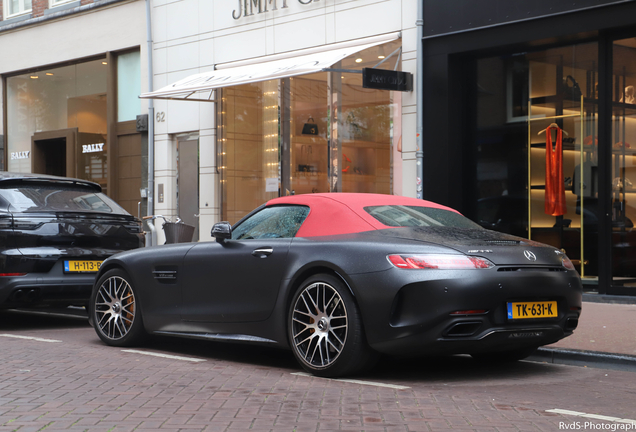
82,143,105,154
233,0,318,19
11,151,30,160
362,68,413,92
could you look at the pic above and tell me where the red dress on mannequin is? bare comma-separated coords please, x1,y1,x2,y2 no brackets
545,126,567,216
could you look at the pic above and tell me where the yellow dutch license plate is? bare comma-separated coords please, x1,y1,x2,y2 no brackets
64,260,103,273
507,301,557,319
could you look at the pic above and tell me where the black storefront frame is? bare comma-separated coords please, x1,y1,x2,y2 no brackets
421,1,636,295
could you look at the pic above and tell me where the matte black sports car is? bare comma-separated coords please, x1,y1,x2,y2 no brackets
0,173,144,309
89,193,582,377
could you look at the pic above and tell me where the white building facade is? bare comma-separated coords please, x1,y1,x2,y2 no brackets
148,0,420,243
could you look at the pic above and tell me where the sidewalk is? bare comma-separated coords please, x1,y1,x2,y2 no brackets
532,295,636,370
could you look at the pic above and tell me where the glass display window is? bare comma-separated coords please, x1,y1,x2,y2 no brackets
117,51,141,122
474,42,599,278
610,38,636,283
0,83,4,171
6,58,108,178
218,41,403,224
218,80,281,224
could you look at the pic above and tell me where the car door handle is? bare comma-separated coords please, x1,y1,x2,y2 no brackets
252,247,273,258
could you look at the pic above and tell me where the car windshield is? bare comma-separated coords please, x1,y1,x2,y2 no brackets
364,205,482,229
0,184,115,213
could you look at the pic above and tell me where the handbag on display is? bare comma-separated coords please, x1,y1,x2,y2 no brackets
302,116,319,135
563,75,583,100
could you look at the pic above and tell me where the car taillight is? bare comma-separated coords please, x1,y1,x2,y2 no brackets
0,273,26,277
124,222,143,234
561,255,575,270
388,254,494,270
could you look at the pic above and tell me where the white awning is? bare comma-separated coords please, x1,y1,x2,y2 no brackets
140,32,400,102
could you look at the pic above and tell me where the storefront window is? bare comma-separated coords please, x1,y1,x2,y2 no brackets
473,43,598,279
117,51,141,122
219,80,280,223
219,41,402,224
611,38,636,282
6,59,107,188
289,74,329,195
0,83,4,171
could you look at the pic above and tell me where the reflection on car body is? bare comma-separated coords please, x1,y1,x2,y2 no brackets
89,193,582,377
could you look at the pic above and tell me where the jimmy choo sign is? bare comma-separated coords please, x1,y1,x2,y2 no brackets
233,0,319,19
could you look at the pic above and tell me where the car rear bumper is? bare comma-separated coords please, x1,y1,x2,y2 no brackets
369,323,570,356
348,267,583,356
0,260,99,308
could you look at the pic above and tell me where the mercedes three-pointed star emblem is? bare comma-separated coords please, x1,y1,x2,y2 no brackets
523,250,537,261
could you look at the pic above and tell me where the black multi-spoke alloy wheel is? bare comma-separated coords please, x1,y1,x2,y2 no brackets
90,268,145,347
289,273,376,377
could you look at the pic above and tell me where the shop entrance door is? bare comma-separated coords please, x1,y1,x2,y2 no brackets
31,128,78,178
33,139,66,176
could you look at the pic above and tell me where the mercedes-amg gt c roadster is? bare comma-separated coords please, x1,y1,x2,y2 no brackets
89,193,582,377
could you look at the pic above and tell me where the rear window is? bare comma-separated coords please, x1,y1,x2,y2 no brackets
364,205,481,229
0,185,116,213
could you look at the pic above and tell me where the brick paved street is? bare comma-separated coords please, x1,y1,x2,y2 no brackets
1,310,635,431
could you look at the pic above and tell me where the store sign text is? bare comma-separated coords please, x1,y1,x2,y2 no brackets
11,151,30,160
82,143,105,154
232,0,319,20
362,68,413,92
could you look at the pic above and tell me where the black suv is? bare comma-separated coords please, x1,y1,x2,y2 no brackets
0,173,144,309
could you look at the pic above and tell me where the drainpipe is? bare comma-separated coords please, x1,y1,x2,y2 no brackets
415,0,424,199
145,0,156,246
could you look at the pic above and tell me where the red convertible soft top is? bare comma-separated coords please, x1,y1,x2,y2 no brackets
266,193,461,238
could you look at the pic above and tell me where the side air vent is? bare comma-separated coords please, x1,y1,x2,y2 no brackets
498,267,566,272
153,265,178,284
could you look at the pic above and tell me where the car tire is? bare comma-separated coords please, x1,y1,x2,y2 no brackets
90,268,145,347
470,346,538,363
288,273,376,377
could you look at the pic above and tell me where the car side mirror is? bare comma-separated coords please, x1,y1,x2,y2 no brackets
212,221,232,243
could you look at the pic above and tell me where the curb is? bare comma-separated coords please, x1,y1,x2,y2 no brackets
528,347,636,372
583,293,636,305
